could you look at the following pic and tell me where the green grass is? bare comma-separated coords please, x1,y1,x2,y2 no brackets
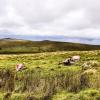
0,51,100,99
0,39,100,54
52,89,100,100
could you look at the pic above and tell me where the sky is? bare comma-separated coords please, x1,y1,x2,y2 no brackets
0,0,100,44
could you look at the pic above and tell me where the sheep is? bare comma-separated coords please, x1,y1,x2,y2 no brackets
71,55,80,62
16,64,25,71
63,58,72,65
58,58,71,65
59,58,73,66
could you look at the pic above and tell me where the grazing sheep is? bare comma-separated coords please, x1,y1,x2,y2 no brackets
59,55,80,66
16,64,25,71
63,58,72,65
71,55,80,62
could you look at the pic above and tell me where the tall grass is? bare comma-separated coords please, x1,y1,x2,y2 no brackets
0,66,99,99
0,51,99,99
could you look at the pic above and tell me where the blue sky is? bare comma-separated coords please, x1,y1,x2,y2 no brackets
0,0,100,44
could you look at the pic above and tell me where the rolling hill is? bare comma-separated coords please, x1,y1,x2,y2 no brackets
0,38,100,53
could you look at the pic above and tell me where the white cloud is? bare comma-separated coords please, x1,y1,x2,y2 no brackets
0,0,100,44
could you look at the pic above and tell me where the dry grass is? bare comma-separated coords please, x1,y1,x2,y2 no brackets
0,51,99,99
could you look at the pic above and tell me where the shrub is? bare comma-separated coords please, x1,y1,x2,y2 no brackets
82,61,100,70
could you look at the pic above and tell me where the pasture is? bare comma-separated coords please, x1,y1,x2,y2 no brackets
0,50,100,100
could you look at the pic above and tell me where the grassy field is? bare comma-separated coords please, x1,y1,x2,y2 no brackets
0,50,100,99
0,38,100,54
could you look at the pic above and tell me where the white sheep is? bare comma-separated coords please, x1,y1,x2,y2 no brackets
16,64,25,71
71,55,80,62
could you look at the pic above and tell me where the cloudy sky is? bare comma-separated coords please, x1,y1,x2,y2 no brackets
0,0,100,44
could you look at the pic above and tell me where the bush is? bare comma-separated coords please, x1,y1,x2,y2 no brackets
82,61,100,70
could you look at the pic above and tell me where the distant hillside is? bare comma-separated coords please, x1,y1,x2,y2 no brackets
0,38,100,53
